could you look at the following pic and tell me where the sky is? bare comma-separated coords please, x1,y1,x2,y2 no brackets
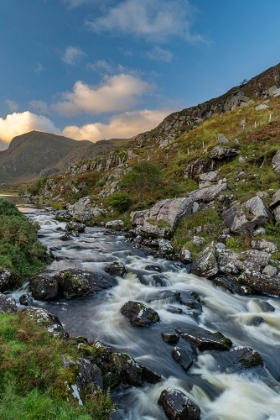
1,0,280,148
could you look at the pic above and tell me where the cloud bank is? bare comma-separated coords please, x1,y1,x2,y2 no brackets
86,0,204,43
0,112,59,144
52,74,153,116
62,109,169,141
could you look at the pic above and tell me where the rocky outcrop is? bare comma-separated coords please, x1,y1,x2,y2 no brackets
176,326,232,351
188,182,227,203
224,196,272,234
191,244,219,279
158,389,200,420
105,220,124,229
67,197,105,223
121,301,160,327
209,146,240,160
22,307,68,338
237,270,280,297
131,197,194,238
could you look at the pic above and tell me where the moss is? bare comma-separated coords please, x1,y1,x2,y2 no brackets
239,352,263,368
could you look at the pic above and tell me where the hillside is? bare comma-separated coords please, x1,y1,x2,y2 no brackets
0,131,130,184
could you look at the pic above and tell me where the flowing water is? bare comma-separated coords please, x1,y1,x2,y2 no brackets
16,206,280,420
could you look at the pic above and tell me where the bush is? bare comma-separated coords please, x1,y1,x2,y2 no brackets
106,193,132,213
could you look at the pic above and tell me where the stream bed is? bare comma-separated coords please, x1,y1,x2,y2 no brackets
15,205,280,420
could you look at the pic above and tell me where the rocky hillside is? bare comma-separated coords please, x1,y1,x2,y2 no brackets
0,131,130,184
27,62,280,297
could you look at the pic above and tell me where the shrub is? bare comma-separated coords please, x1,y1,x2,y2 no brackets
106,193,132,213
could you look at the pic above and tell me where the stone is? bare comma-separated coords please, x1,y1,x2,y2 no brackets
209,146,239,160
176,292,202,312
255,104,269,110
217,134,229,144
105,220,124,229
236,250,271,272
180,248,192,264
224,196,272,234
54,268,115,299
0,293,17,313
21,307,68,338
271,151,280,175
0,268,18,293
198,170,220,188
262,265,277,277
65,221,85,233
121,301,160,327
192,236,205,246
176,326,232,351
67,197,103,222
209,347,263,373
237,269,280,297
188,182,227,203
105,262,126,277
30,275,59,301
270,188,280,208
216,246,240,275
251,239,277,254
76,359,103,391
19,293,33,306
161,333,179,344
172,347,193,371
158,388,200,420
191,244,219,279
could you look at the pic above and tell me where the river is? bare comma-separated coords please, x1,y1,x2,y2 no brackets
14,205,280,419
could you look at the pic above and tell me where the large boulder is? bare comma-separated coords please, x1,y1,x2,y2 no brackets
271,150,280,174
30,275,59,301
191,244,219,279
54,268,115,299
0,293,17,313
121,301,160,327
131,197,194,238
209,146,239,160
188,182,227,203
224,196,272,234
0,268,18,292
158,389,200,420
198,171,220,188
209,347,263,373
176,326,232,351
237,270,280,297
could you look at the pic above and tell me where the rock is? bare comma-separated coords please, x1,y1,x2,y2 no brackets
21,307,68,338
19,293,33,306
0,293,17,313
252,299,275,312
188,182,227,203
158,388,200,420
54,269,115,299
237,269,280,297
217,134,229,144
180,248,192,264
212,275,250,295
255,104,269,110
192,236,204,246
271,151,280,175
105,220,124,229
67,197,103,222
172,347,193,371
199,170,220,188
216,246,240,275
60,233,71,241
30,275,59,301
236,249,271,272
224,196,272,234
270,188,280,208
251,317,264,326
184,157,216,180
144,265,162,272
121,301,160,327
76,359,103,391
176,326,232,351
209,146,239,160
209,347,263,373
131,197,193,238
105,262,126,277
176,292,202,312
65,221,85,233
191,244,219,279
0,268,18,293
251,239,277,254
262,265,277,277
161,333,179,344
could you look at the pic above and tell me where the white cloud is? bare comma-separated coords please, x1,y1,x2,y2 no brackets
86,0,204,43
146,46,173,62
62,108,169,141
52,74,153,116
87,59,113,73
35,63,44,75
5,100,18,112
28,100,49,115
0,112,60,144
62,46,85,65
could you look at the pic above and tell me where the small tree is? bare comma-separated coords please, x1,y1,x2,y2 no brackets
120,161,162,200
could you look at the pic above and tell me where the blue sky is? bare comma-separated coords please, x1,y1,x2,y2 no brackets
0,0,280,146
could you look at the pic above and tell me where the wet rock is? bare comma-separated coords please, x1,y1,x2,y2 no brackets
121,301,160,327
21,307,68,338
191,244,219,279
209,145,239,160
76,359,103,391
60,233,71,241
179,248,192,264
166,306,183,314
224,196,272,235
250,316,264,326
147,290,179,305
176,292,202,312
0,268,18,293
144,265,162,272
158,388,200,420
209,347,263,373
30,275,59,301
176,326,232,351
65,221,85,233
212,275,250,295
0,293,17,313
188,182,227,203
19,293,33,306
252,299,275,312
54,269,115,299
161,333,179,344
105,220,124,229
105,262,126,277
172,347,194,371
237,270,280,297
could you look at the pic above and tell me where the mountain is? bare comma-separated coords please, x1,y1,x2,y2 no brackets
0,131,129,184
